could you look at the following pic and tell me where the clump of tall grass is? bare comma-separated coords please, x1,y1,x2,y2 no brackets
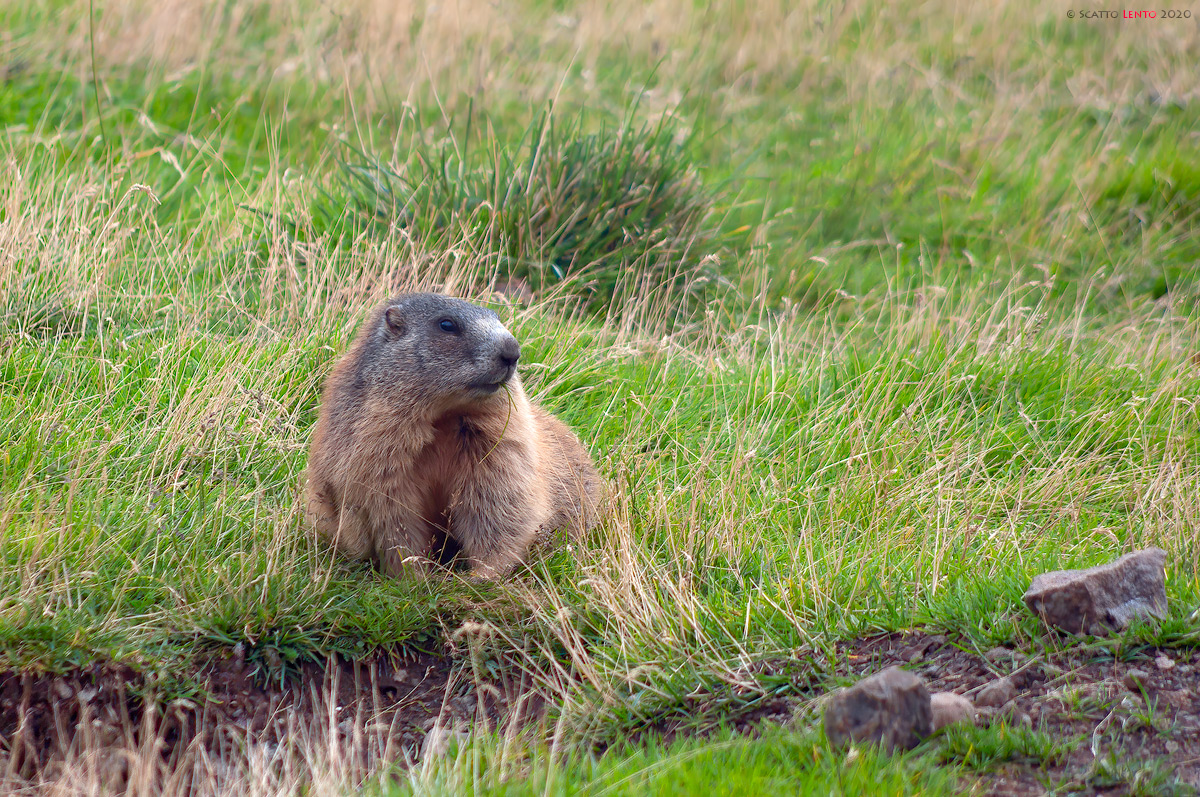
319,107,728,313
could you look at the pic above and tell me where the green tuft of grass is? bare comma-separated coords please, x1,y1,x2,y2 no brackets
936,722,1072,772
1077,754,1194,797
324,106,728,313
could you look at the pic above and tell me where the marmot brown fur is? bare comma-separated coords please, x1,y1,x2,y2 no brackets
304,293,601,578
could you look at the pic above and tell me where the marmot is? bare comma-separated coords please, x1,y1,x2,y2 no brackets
304,293,601,578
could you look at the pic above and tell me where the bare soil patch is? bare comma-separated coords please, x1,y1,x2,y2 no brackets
839,633,1200,795
617,632,1200,795
1,633,1197,794
0,646,546,794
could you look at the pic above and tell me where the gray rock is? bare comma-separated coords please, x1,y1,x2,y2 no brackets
824,667,931,752
1022,548,1168,635
975,676,1016,708
1122,668,1150,692
930,692,975,731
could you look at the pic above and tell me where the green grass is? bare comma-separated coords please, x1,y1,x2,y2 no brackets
1079,755,1194,797
2,0,1199,793
937,722,1072,773
325,106,730,312
393,725,964,796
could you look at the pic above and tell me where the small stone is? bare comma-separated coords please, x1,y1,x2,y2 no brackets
1166,740,1181,754
1160,690,1189,710
823,667,932,752
1022,548,1168,636
1123,668,1151,692
930,692,975,731
1011,663,1044,690
1155,653,1175,671
52,679,73,700
975,676,1016,708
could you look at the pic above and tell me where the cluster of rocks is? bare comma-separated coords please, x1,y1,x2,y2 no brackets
824,547,1169,751
824,666,963,751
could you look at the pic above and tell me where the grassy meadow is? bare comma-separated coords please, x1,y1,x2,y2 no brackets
2,0,1200,793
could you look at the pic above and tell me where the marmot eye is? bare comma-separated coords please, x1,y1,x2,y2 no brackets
438,319,458,334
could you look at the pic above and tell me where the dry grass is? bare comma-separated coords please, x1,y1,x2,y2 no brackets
17,0,1197,117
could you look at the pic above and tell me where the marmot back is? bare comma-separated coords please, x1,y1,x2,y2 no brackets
304,293,601,578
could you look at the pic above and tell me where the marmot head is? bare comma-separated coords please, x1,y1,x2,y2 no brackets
360,293,522,405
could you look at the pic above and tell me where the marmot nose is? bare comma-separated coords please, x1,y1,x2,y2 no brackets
497,336,520,370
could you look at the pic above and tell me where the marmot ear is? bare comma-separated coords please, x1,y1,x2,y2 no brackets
384,306,406,335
